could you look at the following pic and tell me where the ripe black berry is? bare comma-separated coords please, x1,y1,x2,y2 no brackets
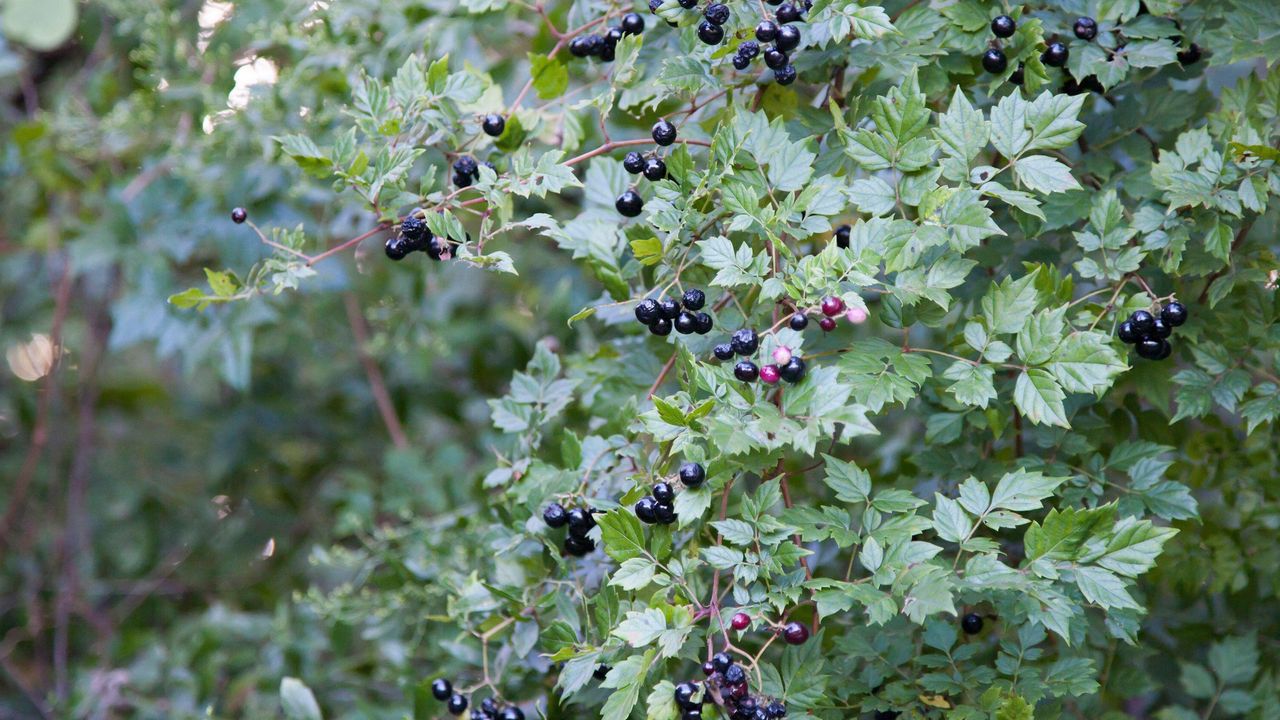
653,501,676,524
623,151,646,174
543,503,569,528
1074,16,1098,40
652,119,678,146
401,216,427,242
231,207,247,224
432,679,453,700
732,55,750,70
650,317,673,336
1151,317,1172,339
734,360,760,382
1042,41,1069,67
697,20,725,45
564,535,595,556
499,707,525,720
755,20,778,41
789,313,808,331
482,114,506,137
713,343,734,360
763,47,789,70
723,664,747,684
604,26,625,50
659,297,681,319
621,12,645,34
779,356,806,383
1162,301,1188,326
678,0,698,7
1009,63,1025,86
616,189,644,217
694,312,714,334
643,157,667,181
385,236,412,261
583,34,606,56
1156,340,1173,360
702,661,716,676
774,24,801,51
704,3,730,25
834,223,850,248
982,48,1008,74
447,694,469,715
594,664,612,680
730,328,759,355
737,40,760,60
652,481,675,504
679,462,706,487
682,288,706,310
1117,320,1140,344
777,3,802,22
774,65,797,85
1177,43,1202,66
675,310,699,334
453,155,478,177
674,682,699,709
711,652,734,672
766,701,786,718
635,298,660,324
782,621,809,645
425,236,448,261
961,612,984,635
1135,338,1165,360
567,507,595,532
636,496,658,523
682,710,703,720
482,697,499,715
1129,310,1156,334
569,36,592,56
990,14,1016,38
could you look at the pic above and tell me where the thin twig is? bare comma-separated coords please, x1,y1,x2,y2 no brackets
343,293,409,448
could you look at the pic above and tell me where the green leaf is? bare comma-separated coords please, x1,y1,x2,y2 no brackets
1014,155,1081,194
280,678,323,720
1014,369,1069,427
820,454,871,504
598,509,647,562
528,53,568,99
2,0,77,51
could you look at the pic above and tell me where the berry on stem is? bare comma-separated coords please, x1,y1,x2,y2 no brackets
231,207,247,224
731,612,751,630
779,356,806,383
818,316,837,332
385,236,411,261
820,295,845,317
659,297,681,319
730,328,759,355
982,47,1008,74
675,310,698,334
760,364,781,384
543,503,568,528
635,298,660,324
755,20,778,41
1117,320,1140,344
961,612,984,635
650,317,673,336
653,501,676,524
1162,301,1188,326
679,462,706,487
682,288,706,310
774,65,797,85
772,346,792,365
774,24,801,51
1152,317,1172,339
643,157,667,181
594,664,612,680
990,14,1016,38
623,151,646,174
737,40,760,60
835,223,850,248
1135,338,1165,360
652,482,674,504
564,535,595,556
1177,43,1202,66
694,311,714,334
782,621,810,645
763,47,789,70
482,114,505,137
703,3,730,25
734,360,760,382
635,496,658,524
789,313,808,331
1042,41,1069,67
674,682,699,709
1074,16,1098,41
713,343,734,360
723,664,747,684
697,20,724,44
499,707,525,720
621,12,645,34
616,189,644,217
432,679,453,700
711,652,734,672
776,3,802,23
447,694,469,715
652,119,678,146
1130,310,1156,334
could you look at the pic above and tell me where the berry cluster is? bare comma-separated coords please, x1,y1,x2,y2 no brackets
675,651,790,720
616,120,679,217
980,14,1069,81
1117,301,1186,361
386,215,449,261
569,13,647,61
711,328,808,384
634,288,714,336
430,679,526,720
542,502,598,556
452,155,495,188
635,462,704,524
742,6,805,84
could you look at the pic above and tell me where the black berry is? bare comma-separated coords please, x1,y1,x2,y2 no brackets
643,157,667,181
990,14,1016,38
652,481,675,504
755,20,778,42
652,119,678,146
731,612,750,630
734,360,760,382
774,65,797,85
702,661,716,676
713,343,734,360
543,503,569,528
766,701,786,718
694,312,714,334
776,3,802,23
982,48,1008,74
385,236,412,261
583,34,605,56
818,316,836,332
1009,63,1025,86
737,40,760,60
659,297,681,319
448,694,469,715
732,55,750,70
1074,16,1098,41
820,295,844,317
499,707,525,720
711,652,734,672
482,698,498,715
1151,317,1172,339
635,298,660,324
569,36,592,56
1135,337,1166,360
730,328,759,355
724,664,747,684
679,462,706,487
834,223,850,248
961,612,984,635
564,535,595,556
1177,43,1202,66
621,12,645,34
624,151,646,174
653,501,677,524
763,47,789,70
567,507,595,532
678,0,698,8
616,189,644,217
774,24,801,51
675,310,699,334
682,710,703,720
682,288,706,310
1042,42,1069,67
432,679,453,700
594,664,613,680
1130,310,1156,334
789,313,808,330
482,114,505,137
782,621,809,645
453,155,478,177
636,496,658,523
424,235,448,261
1117,320,1140,344
1162,301,1188,326
650,317,673,336
231,207,247,224
674,682,699,709
697,20,725,45
779,356,806,383
704,3,730,25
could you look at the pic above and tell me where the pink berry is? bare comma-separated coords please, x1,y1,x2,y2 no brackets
820,296,845,317
760,364,781,384
845,307,868,324
818,316,837,332
772,346,792,365
731,612,750,630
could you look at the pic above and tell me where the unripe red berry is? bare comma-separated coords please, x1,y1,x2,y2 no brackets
760,364,781,384
818,316,837,332
820,296,845,317
845,307,868,324
782,621,810,645
731,612,750,630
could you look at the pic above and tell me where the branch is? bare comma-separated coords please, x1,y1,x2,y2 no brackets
343,293,410,448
